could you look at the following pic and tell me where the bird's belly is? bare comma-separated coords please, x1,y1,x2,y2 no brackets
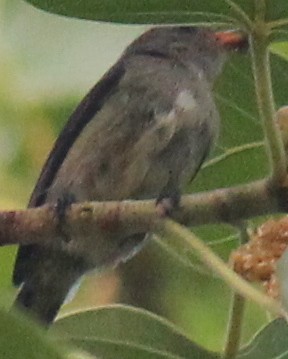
135,124,212,199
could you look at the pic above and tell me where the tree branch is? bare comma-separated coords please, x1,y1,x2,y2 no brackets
0,177,285,248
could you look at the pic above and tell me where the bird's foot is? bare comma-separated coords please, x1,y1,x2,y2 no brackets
156,189,180,218
56,192,76,242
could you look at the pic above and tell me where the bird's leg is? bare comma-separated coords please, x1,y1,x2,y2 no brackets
55,191,76,242
156,177,181,217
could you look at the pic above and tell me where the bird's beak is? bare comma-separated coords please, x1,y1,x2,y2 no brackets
214,30,248,52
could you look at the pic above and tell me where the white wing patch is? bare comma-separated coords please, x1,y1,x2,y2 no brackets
175,90,197,111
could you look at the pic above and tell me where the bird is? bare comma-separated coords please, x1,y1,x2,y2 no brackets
12,26,247,325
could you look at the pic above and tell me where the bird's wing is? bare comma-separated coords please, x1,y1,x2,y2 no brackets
13,60,126,285
29,62,126,208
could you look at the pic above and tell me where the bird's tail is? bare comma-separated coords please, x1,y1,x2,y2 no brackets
15,282,64,326
13,257,84,326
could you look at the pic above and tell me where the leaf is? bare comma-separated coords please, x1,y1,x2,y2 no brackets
22,0,250,24
265,0,288,28
271,41,288,62
0,308,65,359
237,318,288,358
66,350,98,359
20,0,288,28
51,305,220,359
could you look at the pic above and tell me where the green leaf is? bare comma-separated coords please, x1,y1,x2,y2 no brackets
271,4,288,22
0,246,17,290
266,0,288,22
23,0,250,24
237,318,288,358
270,41,288,62
51,305,220,359
0,308,65,359
20,0,288,26
66,349,98,359
23,0,288,39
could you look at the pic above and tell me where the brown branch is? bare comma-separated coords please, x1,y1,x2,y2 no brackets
0,177,285,249
177,178,280,225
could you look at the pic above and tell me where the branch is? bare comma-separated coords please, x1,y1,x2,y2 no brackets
0,178,286,248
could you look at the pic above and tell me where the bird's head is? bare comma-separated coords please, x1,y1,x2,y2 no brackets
125,26,248,82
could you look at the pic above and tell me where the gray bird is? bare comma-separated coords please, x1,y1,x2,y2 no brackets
12,26,247,325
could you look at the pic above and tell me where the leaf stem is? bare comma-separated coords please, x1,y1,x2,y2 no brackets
267,19,288,29
158,220,285,317
254,0,266,22
223,226,248,359
203,141,264,170
223,293,246,359
249,23,287,184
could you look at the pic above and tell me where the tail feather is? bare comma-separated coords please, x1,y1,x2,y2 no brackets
14,280,68,326
13,251,86,326
13,245,38,286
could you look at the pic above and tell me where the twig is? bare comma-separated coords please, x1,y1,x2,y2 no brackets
0,178,284,248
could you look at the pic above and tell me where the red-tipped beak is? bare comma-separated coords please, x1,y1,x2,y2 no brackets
214,30,248,51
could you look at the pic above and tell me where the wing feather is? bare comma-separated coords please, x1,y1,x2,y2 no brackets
13,61,126,285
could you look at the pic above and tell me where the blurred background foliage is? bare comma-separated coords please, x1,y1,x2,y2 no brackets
0,0,275,353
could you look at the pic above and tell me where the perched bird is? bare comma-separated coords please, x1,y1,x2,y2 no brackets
13,26,247,325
